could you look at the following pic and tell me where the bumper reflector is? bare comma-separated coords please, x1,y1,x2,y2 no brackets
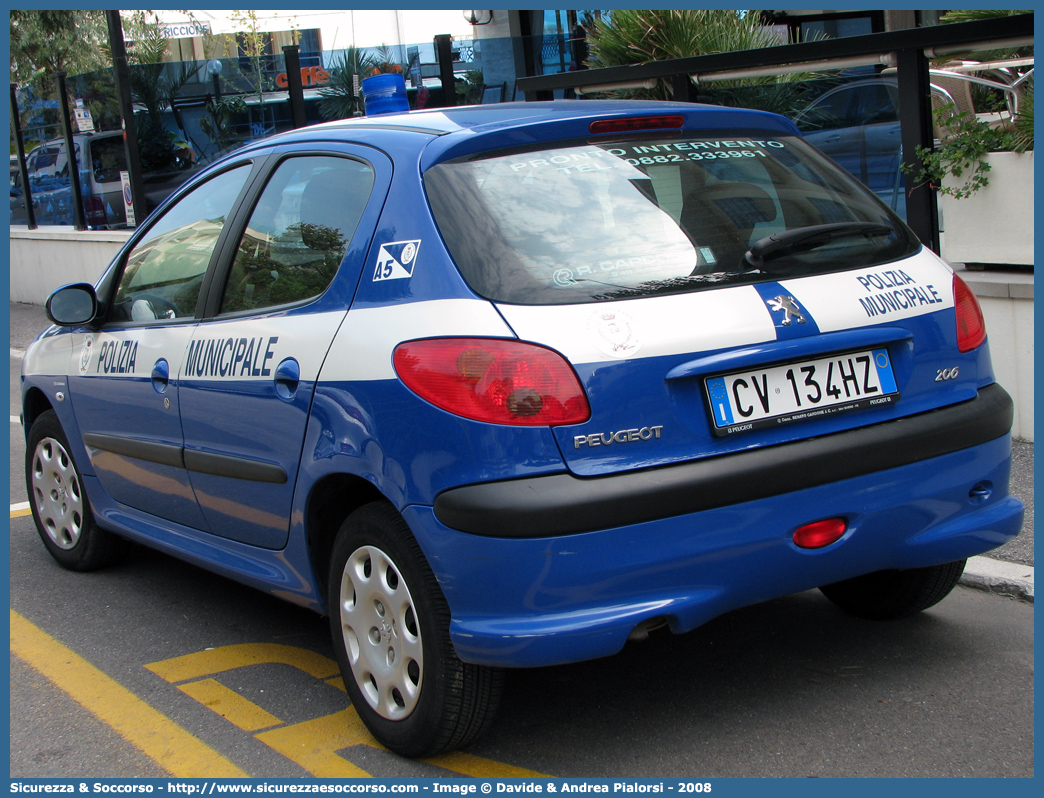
793,518,848,549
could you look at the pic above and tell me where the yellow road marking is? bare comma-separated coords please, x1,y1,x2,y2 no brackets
423,751,551,779
256,709,372,778
10,610,249,778
146,643,339,683
178,678,283,732
149,643,552,778
11,502,32,518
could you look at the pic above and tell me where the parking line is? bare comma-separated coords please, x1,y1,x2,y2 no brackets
10,610,250,778
11,502,31,518
424,751,552,779
11,415,21,424
149,644,551,778
178,678,284,732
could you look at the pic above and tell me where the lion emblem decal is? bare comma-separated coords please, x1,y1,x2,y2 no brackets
767,295,807,326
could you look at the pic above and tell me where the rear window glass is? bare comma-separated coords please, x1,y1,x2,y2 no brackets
425,132,920,305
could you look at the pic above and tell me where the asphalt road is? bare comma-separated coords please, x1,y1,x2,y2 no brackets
8,508,1036,778
8,301,1035,778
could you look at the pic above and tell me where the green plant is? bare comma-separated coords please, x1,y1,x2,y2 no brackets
585,9,824,102
367,45,406,78
200,94,247,156
318,48,380,120
456,70,484,105
125,13,197,172
1011,78,1034,153
905,107,1020,199
230,10,273,108
938,9,1033,61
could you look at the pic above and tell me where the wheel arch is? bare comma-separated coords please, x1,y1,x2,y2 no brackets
305,472,387,608
22,386,54,437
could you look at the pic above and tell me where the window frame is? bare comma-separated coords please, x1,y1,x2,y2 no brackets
97,159,265,329
198,144,387,321
213,152,377,318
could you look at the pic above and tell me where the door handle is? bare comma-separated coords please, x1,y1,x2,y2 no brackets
274,358,300,401
151,358,169,393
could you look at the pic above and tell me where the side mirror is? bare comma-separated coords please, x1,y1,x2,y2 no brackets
46,283,99,326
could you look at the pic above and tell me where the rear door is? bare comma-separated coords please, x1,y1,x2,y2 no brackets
177,145,390,549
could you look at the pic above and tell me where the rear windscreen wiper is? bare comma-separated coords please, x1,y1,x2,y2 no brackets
744,222,894,270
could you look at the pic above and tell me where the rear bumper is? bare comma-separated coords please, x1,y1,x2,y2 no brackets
434,384,1014,538
406,388,1022,668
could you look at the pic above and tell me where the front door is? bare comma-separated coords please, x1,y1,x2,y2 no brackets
66,163,255,530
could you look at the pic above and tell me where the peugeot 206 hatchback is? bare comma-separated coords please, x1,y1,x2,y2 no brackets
23,100,1023,757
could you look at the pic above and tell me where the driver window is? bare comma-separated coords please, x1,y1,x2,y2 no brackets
111,164,251,322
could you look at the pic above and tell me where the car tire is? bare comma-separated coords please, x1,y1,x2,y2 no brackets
25,410,125,571
819,559,967,620
327,501,503,757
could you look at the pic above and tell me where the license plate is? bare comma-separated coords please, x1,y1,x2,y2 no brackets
704,348,898,436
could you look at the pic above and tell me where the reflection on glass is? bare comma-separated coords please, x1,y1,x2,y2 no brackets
221,156,374,314
427,134,918,305
112,164,251,320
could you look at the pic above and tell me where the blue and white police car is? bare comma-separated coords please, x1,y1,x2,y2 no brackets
22,99,1023,757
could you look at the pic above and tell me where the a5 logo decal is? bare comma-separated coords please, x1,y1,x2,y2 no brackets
373,240,421,282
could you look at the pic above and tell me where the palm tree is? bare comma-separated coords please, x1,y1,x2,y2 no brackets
585,10,822,114
111,16,196,173
318,48,380,120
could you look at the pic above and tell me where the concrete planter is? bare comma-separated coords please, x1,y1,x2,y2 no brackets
940,151,1034,266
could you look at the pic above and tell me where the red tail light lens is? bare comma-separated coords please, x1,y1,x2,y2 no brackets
793,518,847,549
393,338,590,426
953,274,987,352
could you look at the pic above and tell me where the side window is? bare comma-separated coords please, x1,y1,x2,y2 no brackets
89,136,128,184
796,88,853,132
220,156,374,314
111,164,251,323
856,85,898,125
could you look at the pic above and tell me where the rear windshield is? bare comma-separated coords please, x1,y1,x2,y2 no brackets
425,132,920,305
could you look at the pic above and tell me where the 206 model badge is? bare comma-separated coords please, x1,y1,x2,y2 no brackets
78,335,94,376
767,295,806,326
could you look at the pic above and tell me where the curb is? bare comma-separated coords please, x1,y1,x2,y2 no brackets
960,555,1034,602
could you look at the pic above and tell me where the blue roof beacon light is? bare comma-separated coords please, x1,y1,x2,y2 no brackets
362,73,410,116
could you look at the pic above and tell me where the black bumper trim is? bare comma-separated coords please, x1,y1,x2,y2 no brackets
433,384,1014,538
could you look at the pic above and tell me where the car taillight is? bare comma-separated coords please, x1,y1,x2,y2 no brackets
393,338,591,426
953,274,987,352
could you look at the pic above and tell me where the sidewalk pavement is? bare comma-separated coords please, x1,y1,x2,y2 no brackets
9,302,1035,603
962,556,1034,603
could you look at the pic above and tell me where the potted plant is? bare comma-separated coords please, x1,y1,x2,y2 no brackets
906,83,1033,267
902,9,1034,267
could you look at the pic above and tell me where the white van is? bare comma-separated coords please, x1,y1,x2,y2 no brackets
10,131,197,228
